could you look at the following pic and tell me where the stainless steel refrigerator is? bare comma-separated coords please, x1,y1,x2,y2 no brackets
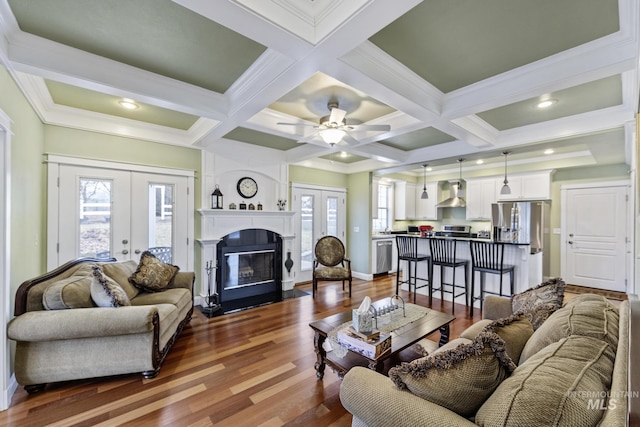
491,201,549,255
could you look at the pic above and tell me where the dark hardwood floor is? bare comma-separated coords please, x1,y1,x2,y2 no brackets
0,274,482,427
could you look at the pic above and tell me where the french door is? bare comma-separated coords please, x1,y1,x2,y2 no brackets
291,184,346,283
47,157,194,270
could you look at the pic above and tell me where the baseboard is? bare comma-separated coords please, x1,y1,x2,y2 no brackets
353,271,373,281
0,374,18,411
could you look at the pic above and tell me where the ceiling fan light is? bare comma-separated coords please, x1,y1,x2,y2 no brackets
320,128,346,144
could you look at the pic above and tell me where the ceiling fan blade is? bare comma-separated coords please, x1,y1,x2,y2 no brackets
351,124,391,132
329,107,347,125
297,131,320,143
341,133,360,146
276,122,315,127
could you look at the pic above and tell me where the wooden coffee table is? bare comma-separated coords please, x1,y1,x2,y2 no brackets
309,305,455,379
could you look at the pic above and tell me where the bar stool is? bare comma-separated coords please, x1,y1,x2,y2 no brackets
469,241,515,317
429,238,469,314
396,236,432,303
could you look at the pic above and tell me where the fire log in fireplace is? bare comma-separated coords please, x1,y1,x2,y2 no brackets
217,228,282,312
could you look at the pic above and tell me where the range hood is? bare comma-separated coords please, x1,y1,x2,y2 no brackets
436,180,466,208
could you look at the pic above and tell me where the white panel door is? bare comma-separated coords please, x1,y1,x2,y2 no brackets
563,185,628,292
53,165,192,268
292,185,346,283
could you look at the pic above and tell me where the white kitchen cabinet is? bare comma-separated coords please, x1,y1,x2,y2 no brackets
466,177,496,220
415,181,440,220
394,181,417,220
497,171,552,201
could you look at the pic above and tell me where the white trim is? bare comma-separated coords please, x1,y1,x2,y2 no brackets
559,180,630,190
45,155,195,177
0,107,12,410
290,182,347,192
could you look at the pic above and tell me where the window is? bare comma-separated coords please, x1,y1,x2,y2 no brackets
373,183,390,231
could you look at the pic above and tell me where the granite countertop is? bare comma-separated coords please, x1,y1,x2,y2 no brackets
374,233,531,246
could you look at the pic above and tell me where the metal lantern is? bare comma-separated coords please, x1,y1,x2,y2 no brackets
211,185,223,209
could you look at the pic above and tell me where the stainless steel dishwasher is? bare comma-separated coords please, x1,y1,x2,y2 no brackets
375,239,393,274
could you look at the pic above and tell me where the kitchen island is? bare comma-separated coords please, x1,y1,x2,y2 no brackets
396,236,543,309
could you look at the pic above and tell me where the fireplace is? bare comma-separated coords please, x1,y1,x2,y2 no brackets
217,228,282,311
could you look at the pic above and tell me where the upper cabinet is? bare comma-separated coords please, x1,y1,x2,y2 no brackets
415,182,439,220
465,177,496,220
395,181,439,220
394,181,417,220
496,171,553,201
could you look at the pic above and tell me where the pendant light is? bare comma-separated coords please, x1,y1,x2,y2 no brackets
421,164,429,199
456,158,465,197
501,151,511,195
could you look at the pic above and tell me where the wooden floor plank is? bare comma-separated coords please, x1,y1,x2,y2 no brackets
1,274,483,426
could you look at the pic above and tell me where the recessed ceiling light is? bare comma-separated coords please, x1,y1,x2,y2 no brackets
537,99,557,109
340,151,348,158
544,149,555,155
476,159,484,165
118,99,139,110
426,166,433,172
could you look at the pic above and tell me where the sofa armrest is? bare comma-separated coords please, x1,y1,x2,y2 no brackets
169,272,194,292
482,295,513,320
340,367,477,427
8,306,158,342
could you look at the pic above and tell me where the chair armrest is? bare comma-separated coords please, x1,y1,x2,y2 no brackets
482,295,513,320
8,306,158,342
340,367,477,427
169,271,194,292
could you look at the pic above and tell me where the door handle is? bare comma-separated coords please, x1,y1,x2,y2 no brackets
568,241,574,244
134,249,141,254
122,249,129,255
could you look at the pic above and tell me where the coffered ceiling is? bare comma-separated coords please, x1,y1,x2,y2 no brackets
0,0,637,177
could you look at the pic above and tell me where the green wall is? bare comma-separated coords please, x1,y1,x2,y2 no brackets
289,165,349,188
0,66,46,303
347,172,372,274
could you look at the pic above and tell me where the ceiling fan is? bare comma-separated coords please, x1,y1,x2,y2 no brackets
277,101,391,146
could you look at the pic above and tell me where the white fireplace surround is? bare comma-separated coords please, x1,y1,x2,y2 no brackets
196,209,296,303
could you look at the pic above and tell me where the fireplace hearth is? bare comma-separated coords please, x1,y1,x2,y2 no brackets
217,228,282,312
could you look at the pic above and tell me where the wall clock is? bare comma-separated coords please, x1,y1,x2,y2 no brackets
237,177,258,198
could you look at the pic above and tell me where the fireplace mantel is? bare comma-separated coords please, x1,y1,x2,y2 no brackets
197,209,295,240
196,209,296,297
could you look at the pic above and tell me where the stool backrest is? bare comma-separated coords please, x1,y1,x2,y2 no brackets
470,241,505,270
429,238,458,263
396,236,419,258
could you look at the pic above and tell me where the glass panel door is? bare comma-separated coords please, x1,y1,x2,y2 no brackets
79,178,112,258
292,185,346,283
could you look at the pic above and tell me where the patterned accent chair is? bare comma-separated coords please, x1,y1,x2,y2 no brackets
313,236,352,298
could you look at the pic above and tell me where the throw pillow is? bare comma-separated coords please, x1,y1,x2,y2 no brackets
99,260,140,300
519,293,619,364
388,332,516,417
128,251,179,292
476,335,616,427
91,264,131,307
42,272,94,310
511,277,565,329
481,313,534,363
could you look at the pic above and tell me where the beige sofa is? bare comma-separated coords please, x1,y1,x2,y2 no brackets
340,294,639,427
8,257,194,393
